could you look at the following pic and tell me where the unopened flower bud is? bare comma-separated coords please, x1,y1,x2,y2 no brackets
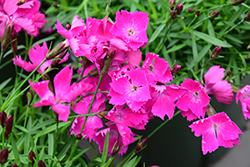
96,111,109,118
169,5,174,10
26,90,34,107
135,137,148,153
5,115,13,138
0,148,8,164
1,23,13,51
209,10,220,18
100,51,115,78
28,150,36,166
231,0,246,6
46,41,69,60
227,71,233,77
53,3,59,8
176,3,183,15
171,64,181,74
66,24,71,30
196,10,200,16
168,0,176,6
170,10,177,20
207,104,216,117
38,160,46,167
0,111,7,128
76,134,82,140
188,7,194,13
210,46,221,59
11,31,18,55
111,143,121,157
244,11,250,21
51,50,69,67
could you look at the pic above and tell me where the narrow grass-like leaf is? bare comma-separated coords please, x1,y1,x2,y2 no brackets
103,157,115,167
48,133,54,158
3,45,25,58
15,125,29,133
0,78,12,90
65,148,91,167
148,24,166,43
188,44,212,70
33,121,71,139
225,34,243,44
191,31,198,71
207,20,215,37
11,135,20,165
165,43,186,53
124,0,148,13
57,137,74,160
193,31,232,47
101,130,109,166
38,147,45,161
123,156,141,167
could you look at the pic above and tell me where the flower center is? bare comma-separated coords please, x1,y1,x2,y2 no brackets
131,85,138,92
127,29,135,36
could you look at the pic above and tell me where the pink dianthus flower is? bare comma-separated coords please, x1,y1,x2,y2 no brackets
189,112,243,155
204,65,234,104
110,10,149,51
236,85,250,119
142,53,173,84
176,79,210,121
29,65,92,122
109,68,151,112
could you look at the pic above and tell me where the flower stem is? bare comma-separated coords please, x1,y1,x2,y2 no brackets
66,75,104,163
224,19,244,35
1,58,47,111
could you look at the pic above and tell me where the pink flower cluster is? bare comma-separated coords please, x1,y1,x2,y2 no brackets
0,0,46,38
12,9,244,156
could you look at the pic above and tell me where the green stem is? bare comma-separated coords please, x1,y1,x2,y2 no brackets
194,58,211,76
105,0,111,17
1,58,47,111
0,47,3,65
23,107,30,128
190,16,210,29
187,15,198,28
66,75,104,163
68,113,98,119
148,110,181,139
80,76,104,134
224,19,244,35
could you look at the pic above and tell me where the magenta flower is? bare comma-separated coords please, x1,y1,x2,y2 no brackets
105,106,148,145
145,85,186,120
70,101,103,141
189,112,243,155
109,68,151,112
55,15,85,56
93,123,135,156
142,53,173,84
29,65,92,122
110,10,149,51
204,65,234,104
0,0,46,37
236,85,250,119
13,42,50,74
176,79,210,121
13,42,68,74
